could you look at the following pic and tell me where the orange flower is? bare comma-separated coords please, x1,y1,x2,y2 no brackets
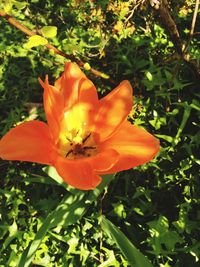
0,63,159,190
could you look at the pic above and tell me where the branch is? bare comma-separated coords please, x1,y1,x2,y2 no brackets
155,0,183,55
0,9,115,84
184,0,200,53
189,0,200,37
152,0,200,78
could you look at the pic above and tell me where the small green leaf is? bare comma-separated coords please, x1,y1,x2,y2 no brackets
14,1,27,10
155,134,173,143
175,103,191,141
102,217,153,267
148,216,183,253
67,237,79,254
41,26,57,38
149,117,166,130
3,1,13,13
98,248,120,267
24,35,48,49
145,71,153,81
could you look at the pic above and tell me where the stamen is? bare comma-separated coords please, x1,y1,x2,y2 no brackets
64,131,97,159
66,149,73,157
82,133,91,144
83,146,96,150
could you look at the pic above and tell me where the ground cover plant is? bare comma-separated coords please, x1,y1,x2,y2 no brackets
0,0,200,266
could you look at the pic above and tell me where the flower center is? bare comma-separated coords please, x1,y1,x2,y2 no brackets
58,131,97,159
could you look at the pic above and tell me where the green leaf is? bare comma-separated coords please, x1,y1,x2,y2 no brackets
102,217,153,267
175,102,191,142
18,174,115,267
149,116,166,130
23,35,48,49
155,134,173,143
0,220,22,254
14,1,27,10
41,26,57,38
98,248,120,267
145,71,153,81
3,0,13,13
148,216,183,254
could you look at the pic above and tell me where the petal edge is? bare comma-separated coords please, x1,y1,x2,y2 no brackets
94,80,133,141
0,121,55,165
99,121,160,173
54,156,102,190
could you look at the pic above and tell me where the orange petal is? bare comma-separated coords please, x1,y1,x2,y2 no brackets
94,80,133,141
78,78,98,105
0,121,55,165
78,78,98,127
99,121,160,173
40,63,97,139
54,156,102,190
60,78,99,132
54,62,86,109
39,76,64,140
88,149,119,173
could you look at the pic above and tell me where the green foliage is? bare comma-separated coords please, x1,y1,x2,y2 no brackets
102,216,154,267
24,35,48,49
41,26,57,39
0,0,200,266
18,173,116,267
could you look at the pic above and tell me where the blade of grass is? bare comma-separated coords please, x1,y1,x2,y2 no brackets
175,102,191,144
17,174,115,267
102,216,153,267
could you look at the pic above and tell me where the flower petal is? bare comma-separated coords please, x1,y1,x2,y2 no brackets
54,62,86,109
60,78,99,133
39,76,64,140
0,121,55,165
39,63,98,139
99,121,160,172
88,149,119,173
94,80,133,141
78,78,98,105
78,78,99,127
54,156,102,190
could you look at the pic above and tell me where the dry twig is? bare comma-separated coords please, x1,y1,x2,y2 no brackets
184,0,200,53
153,0,200,78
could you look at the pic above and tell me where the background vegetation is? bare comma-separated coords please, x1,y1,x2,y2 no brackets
0,0,199,266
